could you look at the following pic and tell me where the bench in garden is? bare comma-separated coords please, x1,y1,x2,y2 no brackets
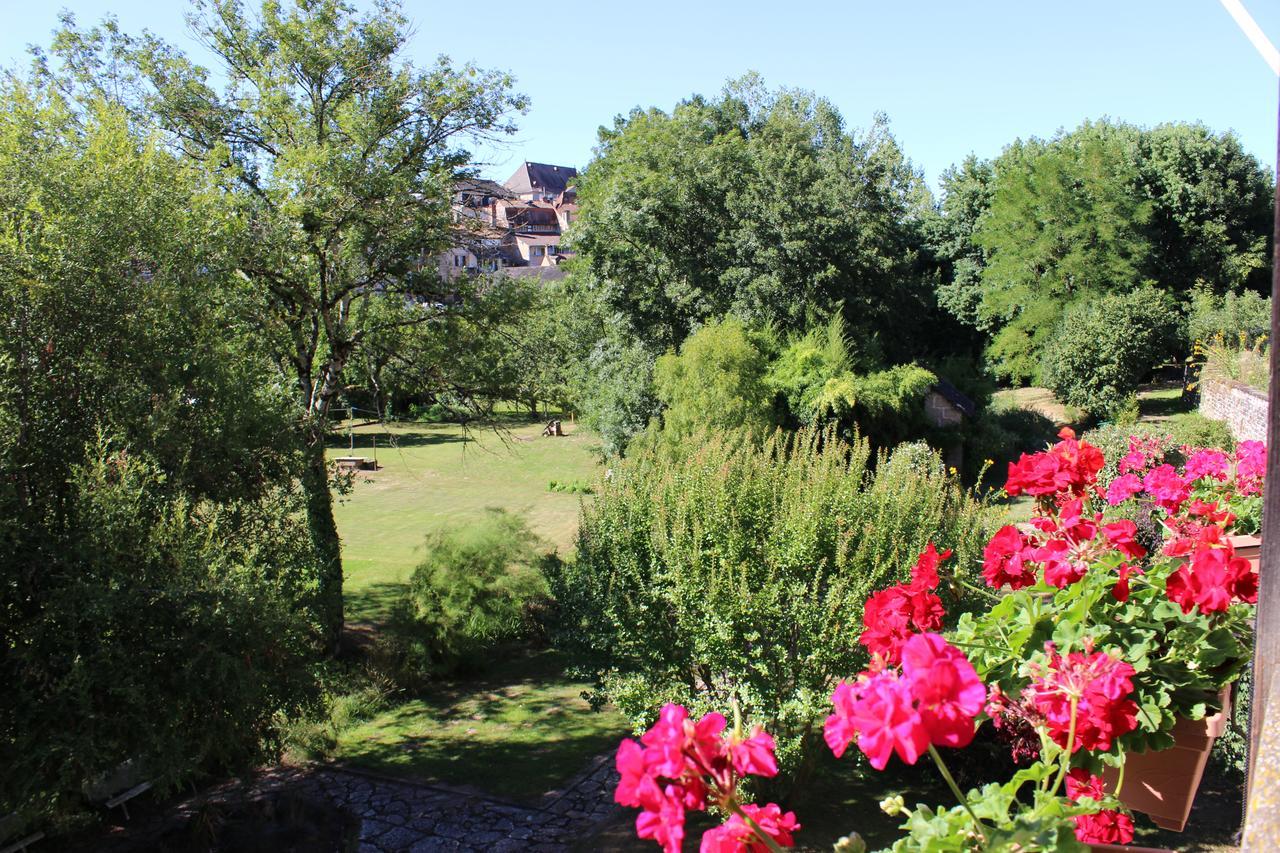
0,814,43,853
83,759,153,821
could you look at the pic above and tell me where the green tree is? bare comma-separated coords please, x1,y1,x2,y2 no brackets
974,123,1153,383
1135,122,1273,296
0,85,319,821
571,75,938,362
928,155,995,331
47,0,529,648
929,119,1274,383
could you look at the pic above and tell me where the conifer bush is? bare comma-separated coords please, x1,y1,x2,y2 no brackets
547,428,995,784
392,510,552,677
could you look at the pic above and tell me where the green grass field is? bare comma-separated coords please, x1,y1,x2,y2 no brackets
333,649,627,803
317,418,624,800
327,419,602,624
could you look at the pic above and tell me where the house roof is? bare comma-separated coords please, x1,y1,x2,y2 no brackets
504,161,577,196
503,266,568,282
932,378,977,417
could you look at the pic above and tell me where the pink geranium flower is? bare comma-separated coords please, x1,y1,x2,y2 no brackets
825,671,929,770
1143,464,1190,514
901,633,985,749
699,803,799,852
1106,472,1144,505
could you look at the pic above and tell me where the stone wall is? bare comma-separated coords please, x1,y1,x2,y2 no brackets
1199,377,1270,443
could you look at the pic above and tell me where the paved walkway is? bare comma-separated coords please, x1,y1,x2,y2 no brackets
248,756,621,852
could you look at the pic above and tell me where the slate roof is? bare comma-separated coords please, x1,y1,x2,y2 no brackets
932,378,977,417
504,161,577,196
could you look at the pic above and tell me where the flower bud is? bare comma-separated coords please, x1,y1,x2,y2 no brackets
879,794,905,816
834,832,867,853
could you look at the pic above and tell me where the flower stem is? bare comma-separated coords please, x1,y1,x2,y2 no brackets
1049,697,1079,799
725,799,786,853
958,579,1003,603
928,744,988,845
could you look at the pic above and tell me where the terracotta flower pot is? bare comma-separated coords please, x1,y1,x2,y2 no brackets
1228,533,1261,571
1100,687,1231,832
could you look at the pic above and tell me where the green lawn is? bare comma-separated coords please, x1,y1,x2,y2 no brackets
327,419,602,624
317,418,619,801
333,649,628,803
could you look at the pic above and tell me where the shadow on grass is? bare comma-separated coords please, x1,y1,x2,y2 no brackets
344,581,408,626
327,429,472,451
1137,382,1192,421
335,649,629,804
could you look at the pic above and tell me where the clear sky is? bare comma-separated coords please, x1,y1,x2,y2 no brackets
1,0,1277,190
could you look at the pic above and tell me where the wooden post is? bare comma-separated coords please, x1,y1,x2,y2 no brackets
1248,76,1280,795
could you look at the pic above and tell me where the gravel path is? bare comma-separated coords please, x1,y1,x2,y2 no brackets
250,756,621,852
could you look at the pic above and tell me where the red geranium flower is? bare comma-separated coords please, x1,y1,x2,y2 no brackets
858,545,947,664
1166,542,1257,615
1065,767,1106,803
1026,645,1138,752
1102,520,1146,560
982,525,1037,590
1073,810,1134,845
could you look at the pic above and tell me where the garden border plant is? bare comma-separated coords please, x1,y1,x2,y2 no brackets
608,428,1261,851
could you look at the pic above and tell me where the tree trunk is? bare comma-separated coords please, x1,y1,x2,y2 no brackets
302,431,344,654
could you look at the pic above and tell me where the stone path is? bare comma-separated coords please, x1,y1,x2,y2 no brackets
248,756,621,852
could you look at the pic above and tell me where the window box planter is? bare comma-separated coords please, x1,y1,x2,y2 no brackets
1101,686,1231,832
1228,533,1261,569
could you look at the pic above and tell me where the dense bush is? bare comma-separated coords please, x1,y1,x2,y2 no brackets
1042,287,1179,419
3,440,321,818
546,428,994,789
651,317,780,444
963,403,1058,486
390,511,551,678
1188,288,1271,347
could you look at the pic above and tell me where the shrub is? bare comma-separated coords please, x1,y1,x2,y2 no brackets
652,317,779,444
1041,288,1179,419
546,428,995,788
2,439,322,819
391,510,551,677
1163,411,1235,451
548,479,595,494
1203,338,1270,393
1188,288,1270,348
963,403,1058,486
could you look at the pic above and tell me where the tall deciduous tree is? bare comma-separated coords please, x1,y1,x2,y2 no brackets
929,119,1274,385
974,123,1153,383
571,75,939,363
48,0,528,648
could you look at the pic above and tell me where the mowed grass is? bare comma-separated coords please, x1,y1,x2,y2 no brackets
319,418,623,800
333,649,628,803
327,419,602,624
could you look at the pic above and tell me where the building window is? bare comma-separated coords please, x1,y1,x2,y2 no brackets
548,245,559,255
453,255,463,267
530,246,545,258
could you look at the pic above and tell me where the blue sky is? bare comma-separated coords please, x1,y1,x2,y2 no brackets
2,1,1277,189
